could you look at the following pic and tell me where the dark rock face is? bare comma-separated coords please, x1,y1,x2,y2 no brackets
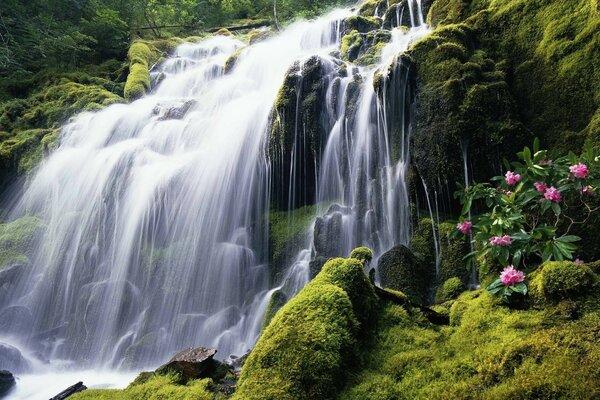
0,343,30,374
0,370,15,398
156,347,231,382
313,205,349,259
269,56,343,211
377,245,433,304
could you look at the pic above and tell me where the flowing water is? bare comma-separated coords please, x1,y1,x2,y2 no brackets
0,1,430,395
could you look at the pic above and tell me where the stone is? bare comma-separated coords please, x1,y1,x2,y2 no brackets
156,347,231,382
0,370,15,398
0,343,30,374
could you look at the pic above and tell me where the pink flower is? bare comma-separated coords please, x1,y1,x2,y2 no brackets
534,182,547,193
504,190,513,196
489,235,512,246
500,265,525,286
574,258,584,265
544,186,561,203
505,171,521,186
581,186,595,196
457,221,473,235
569,163,589,179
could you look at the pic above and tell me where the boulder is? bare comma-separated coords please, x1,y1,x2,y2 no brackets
156,347,231,382
154,99,196,120
377,245,434,304
0,370,15,398
313,204,351,258
0,343,30,373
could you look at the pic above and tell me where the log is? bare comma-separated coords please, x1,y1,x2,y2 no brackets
207,21,270,33
375,286,450,325
49,381,87,400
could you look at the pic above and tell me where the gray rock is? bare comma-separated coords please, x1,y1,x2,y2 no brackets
0,370,15,398
156,347,231,382
377,245,433,304
0,343,30,374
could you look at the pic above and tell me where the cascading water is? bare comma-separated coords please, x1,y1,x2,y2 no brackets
0,1,430,397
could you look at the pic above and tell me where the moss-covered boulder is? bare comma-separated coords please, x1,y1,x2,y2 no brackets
435,276,463,303
341,29,392,65
377,245,433,304
343,15,381,34
530,261,597,304
235,257,377,400
349,246,373,266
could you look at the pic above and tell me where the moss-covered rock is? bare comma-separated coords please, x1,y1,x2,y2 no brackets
530,261,597,304
377,245,433,304
438,221,470,285
435,276,463,303
235,257,377,400
349,246,373,265
341,29,391,65
343,15,381,34
260,289,287,332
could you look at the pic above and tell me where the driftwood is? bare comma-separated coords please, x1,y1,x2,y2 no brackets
207,21,270,33
374,286,450,325
49,381,87,400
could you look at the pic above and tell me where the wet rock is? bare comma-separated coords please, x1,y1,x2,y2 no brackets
227,350,251,370
49,381,87,400
313,204,351,258
0,306,33,335
342,15,381,35
309,256,329,278
157,347,232,382
0,370,15,398
153,99,196,120
0,343,30,374
0,263,25,287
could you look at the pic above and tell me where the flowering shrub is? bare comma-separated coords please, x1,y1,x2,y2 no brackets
455,139,600,296
487,265,527,303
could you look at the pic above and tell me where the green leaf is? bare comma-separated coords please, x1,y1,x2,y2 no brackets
556,235,581,243
551,202,561,216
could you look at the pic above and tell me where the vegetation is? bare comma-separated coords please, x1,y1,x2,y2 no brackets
71,373,213,400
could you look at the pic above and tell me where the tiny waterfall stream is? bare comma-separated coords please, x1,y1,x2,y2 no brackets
1,2,430,398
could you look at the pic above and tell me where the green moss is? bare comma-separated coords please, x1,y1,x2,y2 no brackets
349,246,373,265
338,288,600,399
268,205,316,281
438,222,470,285
340,30,364,62
235,257,378,400
0,216,45,269
71,373,213,400
530,261,597,303
343,16,381,34
358,0,387,17
224,47,246,73
435,277,464,303
260,289,287,331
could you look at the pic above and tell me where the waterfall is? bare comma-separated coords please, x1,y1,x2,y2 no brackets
0,1,430,388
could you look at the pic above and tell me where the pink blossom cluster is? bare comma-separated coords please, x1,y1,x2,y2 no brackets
505,171,521,186
544,186,561,203
456,221,472,234
489,235,512,246
500,265,525,286
534,182,547,193
570,163,589,179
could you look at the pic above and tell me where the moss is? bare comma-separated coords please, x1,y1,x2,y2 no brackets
530,261,597,303
247,29,272,45
343,15,381,34
235,257,377,400
260,289,287,332
358,0,388,17
340,30,364,63
349,246,373,265
435,277,464,303
0,216,45,269
215,28,233,36
268,205,316,281
438,222,470,285
338,288,600,399
71,373,213,400
224,47,246,73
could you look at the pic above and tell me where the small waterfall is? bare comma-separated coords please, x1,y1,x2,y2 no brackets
461,141,479,289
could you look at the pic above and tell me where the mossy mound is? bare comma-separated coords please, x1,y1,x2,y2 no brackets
338,288,600,399
435,276,464,303
0,216,45,269
235,257,378,400
343,15,381,34
529,261,598,305
349,246,373,265
71,373,213,400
